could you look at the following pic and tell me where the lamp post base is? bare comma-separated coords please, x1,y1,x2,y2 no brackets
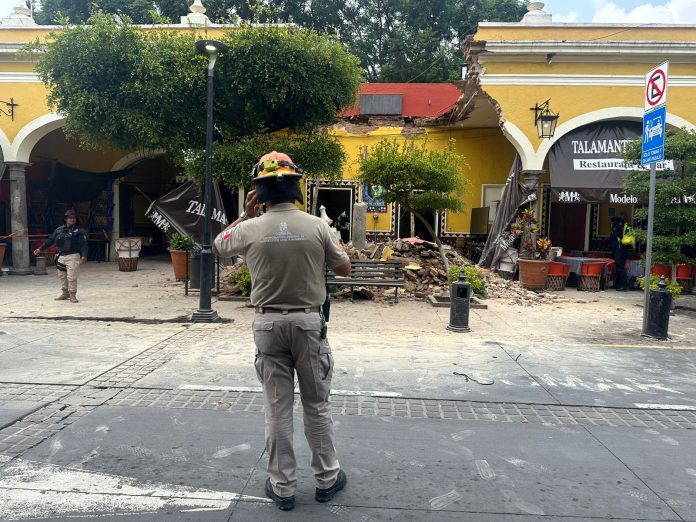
446,324,471,333
191,309,220,323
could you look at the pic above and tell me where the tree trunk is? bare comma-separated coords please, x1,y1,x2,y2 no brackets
311,179,320,216
410,211,415,237
414,211,449,273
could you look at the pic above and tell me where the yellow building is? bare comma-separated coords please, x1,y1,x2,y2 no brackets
1,1,695,273
468,1,696,255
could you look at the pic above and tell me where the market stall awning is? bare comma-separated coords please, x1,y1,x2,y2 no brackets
548,121,673,204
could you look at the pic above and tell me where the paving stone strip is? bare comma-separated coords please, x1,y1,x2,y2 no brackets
108,387,696,430
3,322,696,462
0,383,78,403
0,326,217,459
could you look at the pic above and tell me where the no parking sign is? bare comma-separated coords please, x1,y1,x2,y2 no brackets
641,61,669,165
644,61,668,111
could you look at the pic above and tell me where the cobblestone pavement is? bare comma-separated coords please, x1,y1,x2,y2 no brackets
0,325,213,458
2,319,696,463
108,386,696,428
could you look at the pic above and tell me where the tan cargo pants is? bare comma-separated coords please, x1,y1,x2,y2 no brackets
252,312,340,498
57,253,80,294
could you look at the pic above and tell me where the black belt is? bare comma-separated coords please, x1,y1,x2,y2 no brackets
255,306,321,314
58,252,78,256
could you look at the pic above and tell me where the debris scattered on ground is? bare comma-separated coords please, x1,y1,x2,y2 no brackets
219,238,585,307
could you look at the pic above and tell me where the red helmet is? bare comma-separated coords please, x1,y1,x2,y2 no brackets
251,151,303,182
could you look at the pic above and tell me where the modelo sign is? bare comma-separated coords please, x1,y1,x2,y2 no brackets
549,121,673,203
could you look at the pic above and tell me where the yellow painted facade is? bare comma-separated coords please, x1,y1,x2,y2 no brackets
327,126,515,234
472,22,696,168
2,4,696,255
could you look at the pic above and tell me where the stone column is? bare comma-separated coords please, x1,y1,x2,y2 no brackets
352,202,367,249
7,162,32,274
520,170,544,206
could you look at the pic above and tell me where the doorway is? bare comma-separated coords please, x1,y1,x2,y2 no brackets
549,203,587,253
398,207,437,240
315,187,353,243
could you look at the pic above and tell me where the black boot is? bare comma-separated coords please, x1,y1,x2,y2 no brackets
264,478,294,511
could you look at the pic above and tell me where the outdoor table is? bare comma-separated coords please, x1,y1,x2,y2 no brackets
626,259,644,277
556,256,611,276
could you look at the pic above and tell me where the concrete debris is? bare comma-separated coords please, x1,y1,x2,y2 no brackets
219,239,575,307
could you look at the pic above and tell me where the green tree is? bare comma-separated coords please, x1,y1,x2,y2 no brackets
180,132,346,202
623,129,696,267
33,15,207,153
359,138,469,270
34,0,157,24
32,16,362,162
32,0,528,82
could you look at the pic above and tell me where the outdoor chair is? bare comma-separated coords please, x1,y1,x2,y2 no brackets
651,263,671,278
578,261,605,292
676,264,695,294
546,261,571,291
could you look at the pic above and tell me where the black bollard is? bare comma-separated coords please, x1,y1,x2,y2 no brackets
447,270,471,333
644,276,672,340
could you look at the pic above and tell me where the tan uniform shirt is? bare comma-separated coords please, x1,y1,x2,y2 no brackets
214,202,349,308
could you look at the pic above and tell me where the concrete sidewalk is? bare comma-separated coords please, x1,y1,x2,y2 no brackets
1,256,695,344
1,258,696,520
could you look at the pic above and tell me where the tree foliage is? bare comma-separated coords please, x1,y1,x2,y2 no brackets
623,129,696,265
359,138,469,269
33,15,207,153
34,0,157,24
32,16,362,158
180,133,346,188
32,0,528,82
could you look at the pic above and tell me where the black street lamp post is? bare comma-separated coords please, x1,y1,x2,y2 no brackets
192,39,228,323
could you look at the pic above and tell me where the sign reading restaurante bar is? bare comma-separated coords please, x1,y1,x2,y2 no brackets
548,121,673,203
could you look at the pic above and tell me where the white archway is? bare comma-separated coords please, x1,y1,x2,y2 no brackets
0,128,11,163
110,150,165,171
9,113,64,163
536,107,696,165
501,120,536,170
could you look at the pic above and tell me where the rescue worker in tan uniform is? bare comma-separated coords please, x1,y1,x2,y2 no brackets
213,152,351,511
33,209,88,303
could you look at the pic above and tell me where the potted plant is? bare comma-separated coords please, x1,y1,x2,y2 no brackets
168,233,195,282
513,209,553,290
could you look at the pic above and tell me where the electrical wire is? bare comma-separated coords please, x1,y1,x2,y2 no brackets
586,22,658,41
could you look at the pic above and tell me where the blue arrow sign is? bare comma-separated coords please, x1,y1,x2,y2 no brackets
641,105,666,165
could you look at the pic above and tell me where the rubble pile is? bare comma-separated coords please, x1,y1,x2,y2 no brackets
342,238,469,299
220,238,576,307
486,276,571,307
220,260,250,297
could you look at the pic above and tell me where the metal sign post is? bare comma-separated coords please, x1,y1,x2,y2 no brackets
640,62,669,335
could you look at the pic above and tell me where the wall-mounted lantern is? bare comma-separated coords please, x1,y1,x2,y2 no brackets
530,99,559,139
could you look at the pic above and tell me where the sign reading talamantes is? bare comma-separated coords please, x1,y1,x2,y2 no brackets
549,121,673,204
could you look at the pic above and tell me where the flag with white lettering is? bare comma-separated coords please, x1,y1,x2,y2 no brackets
146,181,229,246
548,121,673,203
